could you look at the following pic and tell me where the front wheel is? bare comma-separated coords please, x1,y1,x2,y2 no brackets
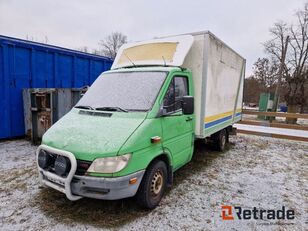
135,160,167,209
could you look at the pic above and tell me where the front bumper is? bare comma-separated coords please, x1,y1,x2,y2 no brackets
71,170,144,200
37,145,145,201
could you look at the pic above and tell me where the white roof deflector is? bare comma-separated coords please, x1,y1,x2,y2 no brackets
111,35,194,70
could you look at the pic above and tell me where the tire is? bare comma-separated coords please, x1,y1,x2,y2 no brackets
213,129,227,151
136,160,167,209
226,128,230,143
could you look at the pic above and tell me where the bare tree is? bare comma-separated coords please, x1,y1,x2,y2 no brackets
262,4,308,122
253,57,279,91
76,46,89,53
264,21,290,112
44,36,49,44
287,5,308,114
91,49,101,55
99,32,127,59
25,35,49,44
243,76,263,104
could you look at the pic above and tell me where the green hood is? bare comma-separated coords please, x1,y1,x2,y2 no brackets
42,109,146,161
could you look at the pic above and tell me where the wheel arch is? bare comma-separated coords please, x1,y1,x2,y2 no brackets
146,152,173,187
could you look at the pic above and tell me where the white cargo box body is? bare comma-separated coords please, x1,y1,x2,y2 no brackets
112,31,245,138
183,31,245,138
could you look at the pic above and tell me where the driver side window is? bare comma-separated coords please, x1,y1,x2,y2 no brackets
163,76,188,113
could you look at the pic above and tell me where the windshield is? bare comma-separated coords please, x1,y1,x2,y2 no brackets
76,71,167,111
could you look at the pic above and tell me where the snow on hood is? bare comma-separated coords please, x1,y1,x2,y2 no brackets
42,109,146,161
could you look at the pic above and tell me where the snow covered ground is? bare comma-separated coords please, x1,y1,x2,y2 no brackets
0,135,307,231
234,123,308,138
242,114,308,126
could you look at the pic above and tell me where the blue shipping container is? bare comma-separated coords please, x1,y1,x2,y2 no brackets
0,35,113,139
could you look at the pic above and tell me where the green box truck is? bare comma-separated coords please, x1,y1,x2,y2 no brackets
36,31,245,209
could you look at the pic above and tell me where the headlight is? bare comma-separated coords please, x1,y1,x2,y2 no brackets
87,154,131,173
38,149,53,169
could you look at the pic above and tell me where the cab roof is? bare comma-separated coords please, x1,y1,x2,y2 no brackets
104,66,184,74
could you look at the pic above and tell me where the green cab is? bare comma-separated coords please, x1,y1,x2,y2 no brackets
37,67,195,208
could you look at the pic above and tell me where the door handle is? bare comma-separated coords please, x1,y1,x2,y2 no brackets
186,117,193,122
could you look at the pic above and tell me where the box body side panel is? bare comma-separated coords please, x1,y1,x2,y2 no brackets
203,34,245,137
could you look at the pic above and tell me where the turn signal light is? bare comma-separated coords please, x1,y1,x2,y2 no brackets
129,177,138,184
151,136,161,143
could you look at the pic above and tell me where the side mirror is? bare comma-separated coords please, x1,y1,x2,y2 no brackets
182,96,194,115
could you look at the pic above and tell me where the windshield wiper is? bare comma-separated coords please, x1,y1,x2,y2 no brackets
95,106,128,112
75,105,95,110
126,109,148,112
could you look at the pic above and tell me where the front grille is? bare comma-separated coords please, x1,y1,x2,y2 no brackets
78,110,112,117
76,160,92,175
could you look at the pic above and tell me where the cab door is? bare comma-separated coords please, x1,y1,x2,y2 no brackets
161,75,194,169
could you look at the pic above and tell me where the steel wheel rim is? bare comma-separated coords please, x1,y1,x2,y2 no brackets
151,170,163,196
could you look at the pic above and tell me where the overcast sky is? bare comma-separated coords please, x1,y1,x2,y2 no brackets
0,0,307,75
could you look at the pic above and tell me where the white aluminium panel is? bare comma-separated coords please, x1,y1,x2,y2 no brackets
111,35,194,70
182,34,206,136
182,31,245,137
203,34,245,136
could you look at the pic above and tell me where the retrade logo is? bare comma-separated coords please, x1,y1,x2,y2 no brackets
221,205,295,221
221,205,234,220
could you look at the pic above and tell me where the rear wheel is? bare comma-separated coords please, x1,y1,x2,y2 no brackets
136,160,167,209
212,129,227,151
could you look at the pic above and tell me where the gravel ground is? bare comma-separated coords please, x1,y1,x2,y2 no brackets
0,135,307,231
